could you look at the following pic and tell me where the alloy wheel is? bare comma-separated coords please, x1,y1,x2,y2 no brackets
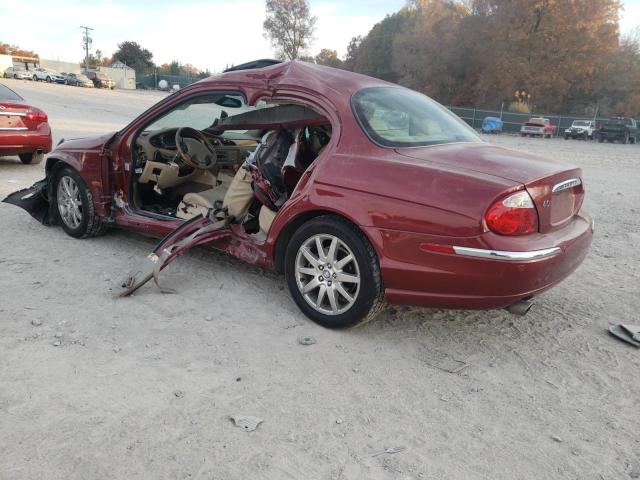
57,176,83,229
294,234,361,315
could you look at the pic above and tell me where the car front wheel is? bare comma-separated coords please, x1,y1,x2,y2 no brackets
285,216,384,329
53,167,107,238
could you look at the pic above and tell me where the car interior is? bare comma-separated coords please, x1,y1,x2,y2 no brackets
131,93,331,239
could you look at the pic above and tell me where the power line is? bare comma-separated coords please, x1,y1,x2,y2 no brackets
80,25,93,71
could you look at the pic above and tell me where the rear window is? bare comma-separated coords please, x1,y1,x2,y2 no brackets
351,87,479,148
0,83,23,101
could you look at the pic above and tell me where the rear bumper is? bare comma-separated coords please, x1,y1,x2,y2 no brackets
0,124,53,155
366,212,594,310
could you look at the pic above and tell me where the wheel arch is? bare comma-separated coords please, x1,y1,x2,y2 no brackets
272,209,380,274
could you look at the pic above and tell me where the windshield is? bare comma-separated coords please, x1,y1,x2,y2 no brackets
144,93,252,132
352,87,479,147
573,121,589,126
96,73,108,80
0,83,23,101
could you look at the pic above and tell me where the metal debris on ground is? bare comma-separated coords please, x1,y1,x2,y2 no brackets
608,324,640,348
230,415,263,432
297,335,316,346
371,446,407,457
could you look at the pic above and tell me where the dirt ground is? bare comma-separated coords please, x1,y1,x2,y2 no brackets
1,79,639,480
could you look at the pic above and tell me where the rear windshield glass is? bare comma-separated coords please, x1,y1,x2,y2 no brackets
0,83,23,101
351,87,479,148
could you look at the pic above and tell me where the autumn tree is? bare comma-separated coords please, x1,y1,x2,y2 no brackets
314,48,343,68
0,42,38,58
347,9,415,82
343,0,636,115
263,0,317,60
111,41,154,75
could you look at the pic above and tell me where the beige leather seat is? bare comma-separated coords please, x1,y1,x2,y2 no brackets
176,167,255,220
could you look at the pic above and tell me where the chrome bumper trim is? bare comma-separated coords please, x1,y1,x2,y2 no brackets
452,246,562,261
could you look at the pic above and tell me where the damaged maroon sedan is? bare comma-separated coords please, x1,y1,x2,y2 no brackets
4,61,593,328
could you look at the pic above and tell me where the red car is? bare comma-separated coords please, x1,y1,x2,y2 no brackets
0,82,52,164
4,62,593,328
520,117,557,138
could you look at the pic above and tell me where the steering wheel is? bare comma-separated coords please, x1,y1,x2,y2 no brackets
175,127,217,170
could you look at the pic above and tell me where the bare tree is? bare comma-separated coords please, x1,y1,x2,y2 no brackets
263,0,317,60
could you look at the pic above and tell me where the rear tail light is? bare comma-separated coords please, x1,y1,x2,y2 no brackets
26,109,48,124
485,190,539,235
25,108,49,128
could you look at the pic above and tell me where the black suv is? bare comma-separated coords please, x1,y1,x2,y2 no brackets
596,117,638,144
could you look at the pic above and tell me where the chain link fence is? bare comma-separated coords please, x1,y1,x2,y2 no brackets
136,73,203,90
448,106,639,136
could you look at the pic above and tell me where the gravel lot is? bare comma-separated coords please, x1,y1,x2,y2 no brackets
1,79,639,480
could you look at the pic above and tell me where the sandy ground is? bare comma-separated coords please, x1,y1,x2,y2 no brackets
1,79,639,480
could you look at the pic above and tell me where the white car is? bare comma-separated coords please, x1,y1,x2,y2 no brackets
564,120,595,140
3,67,32,80
31,67,66,83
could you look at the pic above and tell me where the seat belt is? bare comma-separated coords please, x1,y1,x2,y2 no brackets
115,209,229,297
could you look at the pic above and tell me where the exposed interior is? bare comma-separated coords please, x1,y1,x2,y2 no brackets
131,93,331,238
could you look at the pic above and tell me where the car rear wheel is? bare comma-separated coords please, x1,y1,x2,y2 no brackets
19,152,44,165
46,76,51,83
32,75,37,81
285,216,384,329
53,167,107,238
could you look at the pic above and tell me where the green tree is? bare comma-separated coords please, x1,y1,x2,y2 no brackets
111,41,154,75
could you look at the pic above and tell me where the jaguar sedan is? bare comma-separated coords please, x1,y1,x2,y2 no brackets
4,61,593,328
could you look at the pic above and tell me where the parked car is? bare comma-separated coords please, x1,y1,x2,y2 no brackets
3,67,32,80
32,67,65,83
564,120,595,140
595,117,638,144
4,61,593,328
0,82,52,164
62,72,94,87
83,70,116,89
481,116,503,133
520,118,557,138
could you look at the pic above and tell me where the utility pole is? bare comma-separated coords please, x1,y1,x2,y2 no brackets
80,26,93,71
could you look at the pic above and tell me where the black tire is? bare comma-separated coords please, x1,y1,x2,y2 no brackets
623,133,630,144
284,215,384,329
564,135,569,140
631,136,637,145
46,76,51,83
597,136,604,143
52,167,107,238
19,152,44,165
32,75,37,81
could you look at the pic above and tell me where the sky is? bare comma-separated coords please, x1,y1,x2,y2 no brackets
0,0,638,73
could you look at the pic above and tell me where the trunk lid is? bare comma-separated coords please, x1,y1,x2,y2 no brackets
0,101,29,131
396,143,584,233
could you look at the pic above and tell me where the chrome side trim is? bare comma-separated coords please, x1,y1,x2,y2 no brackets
0,127,28,131
0,111,27,117
552,178,581,193
452,246,561,261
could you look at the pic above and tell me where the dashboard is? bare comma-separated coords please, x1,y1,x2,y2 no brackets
135,128,257,189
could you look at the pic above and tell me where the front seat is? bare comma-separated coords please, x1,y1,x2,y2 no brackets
176,167,255,220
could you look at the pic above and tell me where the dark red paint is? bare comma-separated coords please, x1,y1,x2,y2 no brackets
44,62,593,310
